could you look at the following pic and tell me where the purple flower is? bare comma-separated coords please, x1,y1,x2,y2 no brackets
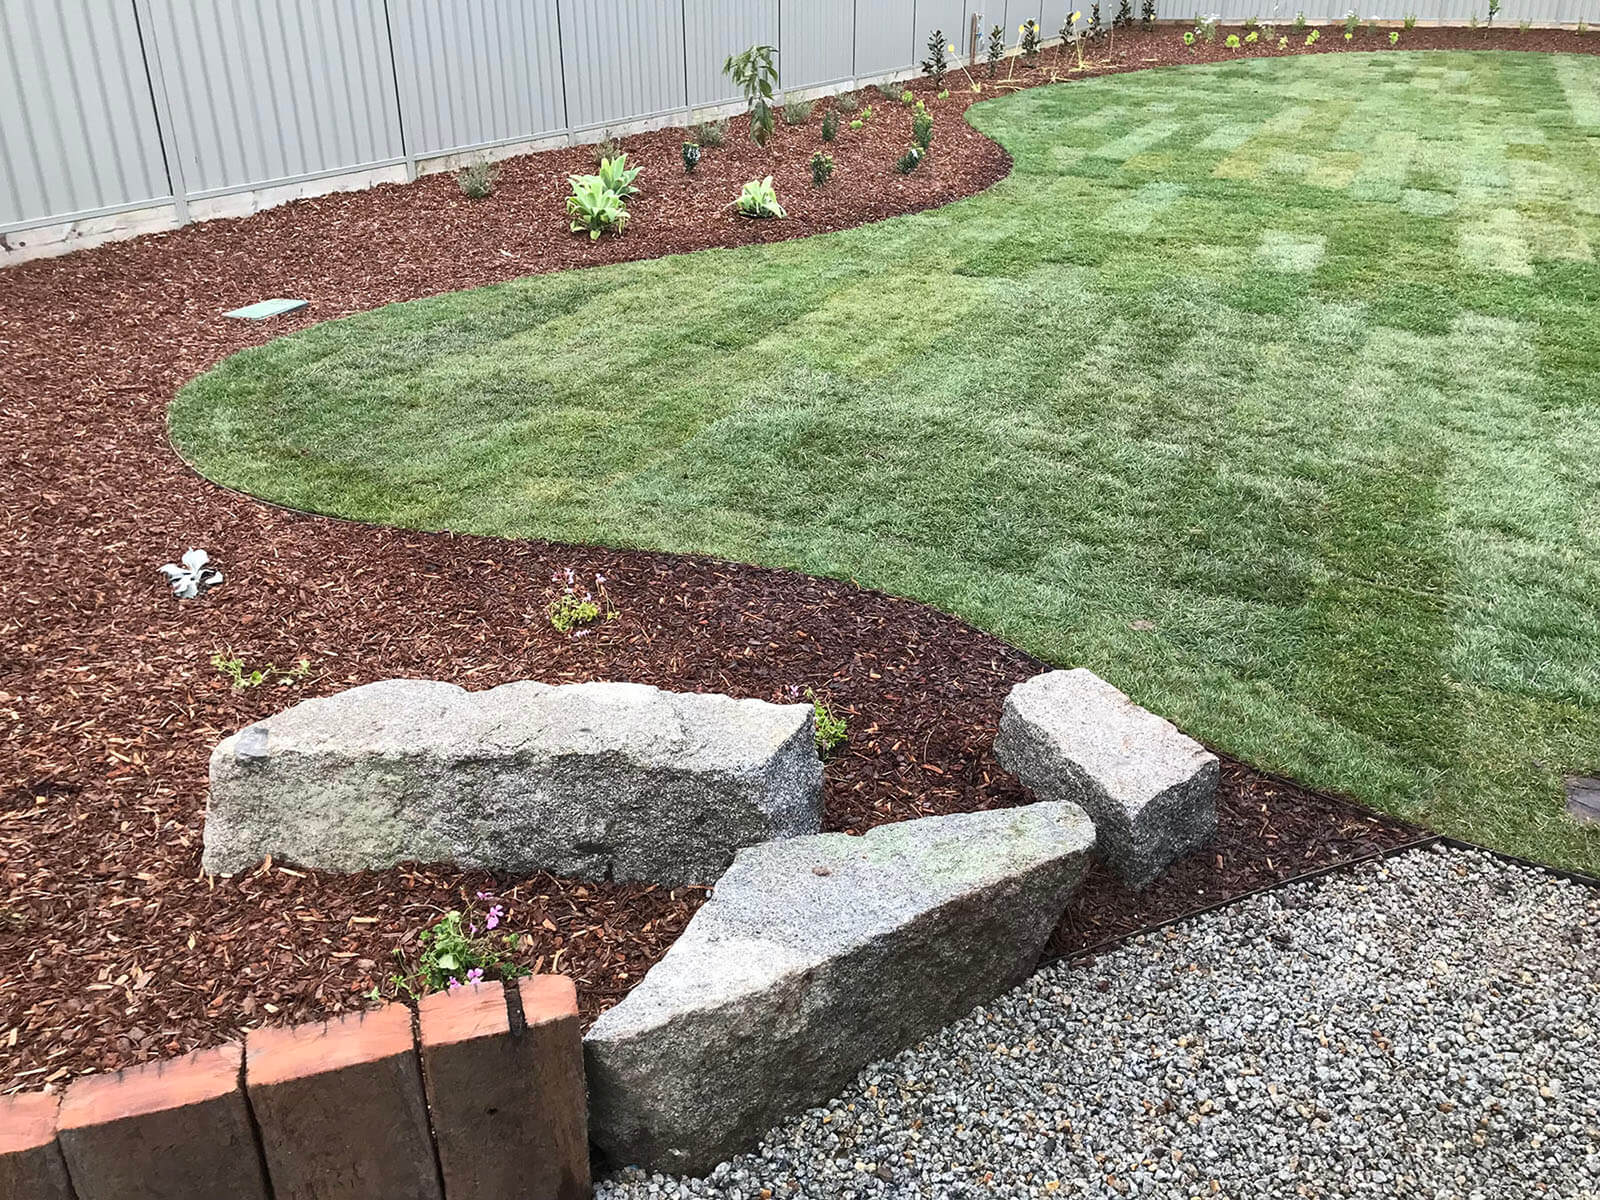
486,905,504,930
446,977,462,991
475,890,491,900
595,573,607,584
465,967,485,984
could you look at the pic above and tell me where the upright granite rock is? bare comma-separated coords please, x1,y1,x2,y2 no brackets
584,801,1096,1174
995,668,1218,889
203,679,822,884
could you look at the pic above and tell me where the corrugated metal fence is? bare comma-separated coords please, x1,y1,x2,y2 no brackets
1,0,1592,236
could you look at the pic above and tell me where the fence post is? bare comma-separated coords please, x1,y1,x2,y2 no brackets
130,0,189,226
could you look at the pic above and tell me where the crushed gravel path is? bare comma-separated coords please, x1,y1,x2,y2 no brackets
598,845,1600,1199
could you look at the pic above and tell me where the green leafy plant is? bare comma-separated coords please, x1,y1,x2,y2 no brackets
567,176,627,240
1293,10,1307,27
724,44,779,146
1226,32,1242,46
1244,13,1260,27
1578,20,1589,33
821,109,839,142
1279,33,1289,46
590,134,622,166
805,688,848,753
1389,29,1400,44
455,160,495,199
911,99,934,151
545,567,616,633
1184,28,1196,45
1142,0,1158,28
937,88,951,99
834,92,859,114
1020,18,1042,61
682,141,701,174
875,80,902,100
1469,11,1479,26
1518,17,1531,30
1090,4,1105,39
1306,27,1321,43
694,118,729,148
1344,29,1353,39
1403,11,1418,26
595,153,641,200
1246,29,1260,42
921,28,951,89
381,901,527,1001
733,176,786,218
901,88,916,104
783,96,814,125
987,23,1005,73
1115,0,1134,28
212,652,309,691
894,143,925,174
1487,0,1499,25
811,150,834,186
1342,9,1360,35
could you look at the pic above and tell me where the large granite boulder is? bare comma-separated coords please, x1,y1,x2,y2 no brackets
995,668,1218,889
584,801,1095,1174
202,679,823,884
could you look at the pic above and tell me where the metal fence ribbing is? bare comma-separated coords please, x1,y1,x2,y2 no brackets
1,0,1590,237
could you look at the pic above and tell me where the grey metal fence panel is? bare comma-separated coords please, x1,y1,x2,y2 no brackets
559,0,688,130
686,0,778,107
918,0,970,60
856,0,917,74
141,0,403,198
0,0,170,230
779,0,856,87
388,0,566,157
1040,0,1074,36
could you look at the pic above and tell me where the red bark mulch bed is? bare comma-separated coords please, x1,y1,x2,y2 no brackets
9,26,1583,1093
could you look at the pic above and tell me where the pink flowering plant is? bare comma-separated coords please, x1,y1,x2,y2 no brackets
378,892,527,1000
546,567,618,634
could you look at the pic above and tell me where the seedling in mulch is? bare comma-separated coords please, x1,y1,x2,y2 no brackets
590,134,623,166
895,144,926,174
455,160,495,199
682,142,701,174
158,548,223,598
821,110,839,142
811,151,835,187
547,568,617,634
693,118,729,148
912,100,935,152
212,652,309,691
377,896,528,1001
922,28,951,90
798,687,848,753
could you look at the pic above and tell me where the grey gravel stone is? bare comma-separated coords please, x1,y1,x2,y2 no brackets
585,802,1097,1175
202,678,822,883
596,846,1600,1199
995,668,1218,889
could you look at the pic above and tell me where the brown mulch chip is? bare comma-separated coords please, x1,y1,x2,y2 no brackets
11,26,1583,1093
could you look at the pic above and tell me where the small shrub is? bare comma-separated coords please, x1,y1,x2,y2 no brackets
1090,5,1104,39
213,652,309,691
1115,0,1134,28
806,689,848,753
694,118,729,148
1487,0,1500,25
1389,29,1400,44
734,176,786,218
455,160,495,199
682,141,701,174
596,153,641,199
590,134,622,165
900,88,915,104
546,568,616,631
380,899,526,1001
834,92,859,114
1578,20,1589,34
894,143,925,174
1142,0,1158,28
1306,27,1321,43
1226,32,1241,46
1403,11,1418,26
1246,29,1259,42
1020,19,1041,61
938,88,951,99
987,23,1005,74
1279,33,1289,46
1518,17,1531,30
568,176,627,240
921,28,951,89
1184,29,1196,45
783,96,814,125
1293,10,1307,27
875,80,901,100
821,109,839,142
1342,12,1361,38
1243,13,1260,27
724,44,780,146
911,100,935,151
811,151,835,186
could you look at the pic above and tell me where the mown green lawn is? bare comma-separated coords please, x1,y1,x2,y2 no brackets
174,51,1600,874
